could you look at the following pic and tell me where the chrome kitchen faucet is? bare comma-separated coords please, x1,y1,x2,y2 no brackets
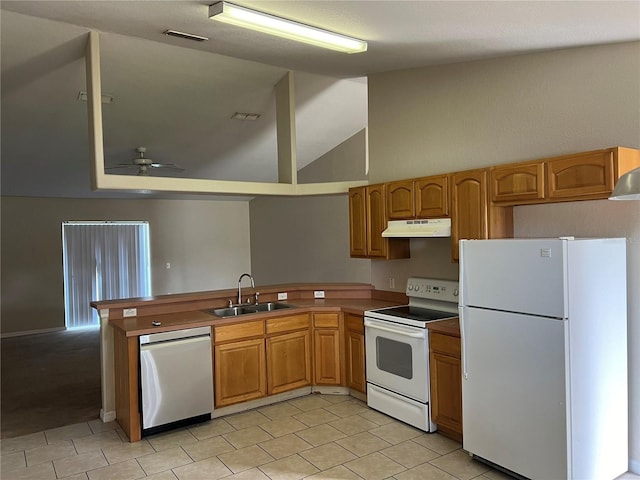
237,273,255,305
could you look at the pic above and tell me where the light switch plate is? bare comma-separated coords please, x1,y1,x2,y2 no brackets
278,292,288,300
314,290,325,298
123,308,137,317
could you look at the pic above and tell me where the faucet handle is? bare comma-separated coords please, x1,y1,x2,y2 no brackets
227,299,233,307
254,292,260,304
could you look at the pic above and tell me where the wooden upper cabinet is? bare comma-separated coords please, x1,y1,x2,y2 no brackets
491,162,545,204
547,150,627,200
493,147,640,203
348,185,410,259
348,187,367,257
451,169,489,262
387,180,415,219
387,175,449,219
366,184,388,257
415,174,449,217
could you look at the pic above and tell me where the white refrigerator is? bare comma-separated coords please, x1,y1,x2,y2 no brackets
459,238,628,480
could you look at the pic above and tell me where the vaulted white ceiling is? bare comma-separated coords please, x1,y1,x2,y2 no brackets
2,1,638,198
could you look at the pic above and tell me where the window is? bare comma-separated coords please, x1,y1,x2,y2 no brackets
62,221,151,329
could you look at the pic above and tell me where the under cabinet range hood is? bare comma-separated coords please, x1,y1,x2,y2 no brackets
382,218,451,238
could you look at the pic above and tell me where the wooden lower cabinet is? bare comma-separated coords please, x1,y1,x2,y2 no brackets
344,313,366,393
266,329,312,395
313,313,341,385
215,338,266,407
429,332,462,442
214,319,266,408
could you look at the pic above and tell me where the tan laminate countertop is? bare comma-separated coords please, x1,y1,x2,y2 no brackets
110,298,403,337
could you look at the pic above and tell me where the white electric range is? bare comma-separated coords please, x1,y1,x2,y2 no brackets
364,277,459,432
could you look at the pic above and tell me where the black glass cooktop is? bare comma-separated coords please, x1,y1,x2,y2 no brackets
374,305,456,322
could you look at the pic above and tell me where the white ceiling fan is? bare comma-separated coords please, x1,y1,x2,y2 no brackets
106,147,185,176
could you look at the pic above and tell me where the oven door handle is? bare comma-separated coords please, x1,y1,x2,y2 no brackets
364,319,426,338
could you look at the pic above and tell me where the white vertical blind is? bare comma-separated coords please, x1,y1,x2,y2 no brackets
62,221,151,329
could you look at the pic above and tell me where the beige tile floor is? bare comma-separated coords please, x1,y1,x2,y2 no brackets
1,394,638,480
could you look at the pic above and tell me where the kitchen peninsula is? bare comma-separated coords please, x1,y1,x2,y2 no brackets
92,282,407,442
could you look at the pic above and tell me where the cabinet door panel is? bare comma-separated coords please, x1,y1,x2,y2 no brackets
366,184,388,257
548,152,614,199
429,350,462,439
267,330,311,395
491,163,545,203
314,329,341,385
349,187,367,257
415,175,449,217
387,180,415,219
451,169,488,261
215,338,266,408
345,330,366,393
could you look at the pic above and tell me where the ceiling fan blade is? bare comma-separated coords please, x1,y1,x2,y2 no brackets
106,165,137,170
150,163,185,171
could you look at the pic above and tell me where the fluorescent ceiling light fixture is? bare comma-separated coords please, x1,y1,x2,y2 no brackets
609,167,640,200
209,2,367,54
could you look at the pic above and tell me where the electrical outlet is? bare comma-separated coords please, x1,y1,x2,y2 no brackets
389,277,396,289
314,290,325,299
123,308,137,317
278,292,288,300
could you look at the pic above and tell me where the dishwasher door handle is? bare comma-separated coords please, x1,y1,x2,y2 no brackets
140,335,210,351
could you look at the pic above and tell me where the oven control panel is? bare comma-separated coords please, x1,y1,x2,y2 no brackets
406,277,459,302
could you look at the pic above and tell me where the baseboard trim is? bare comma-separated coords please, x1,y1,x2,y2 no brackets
1,327,66,338
100,409,116,423
311,386,350,395
212,387,313,418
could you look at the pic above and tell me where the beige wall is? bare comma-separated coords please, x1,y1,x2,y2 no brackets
367,41,640,472
298,128,368,184
1,196,251,335
368,41,640,182
249,194,371,285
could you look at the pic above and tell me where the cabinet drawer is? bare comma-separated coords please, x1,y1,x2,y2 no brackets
430,332,461,357
215,320,264,343
266,314,310,335
345,313,364,334
313,313,340,328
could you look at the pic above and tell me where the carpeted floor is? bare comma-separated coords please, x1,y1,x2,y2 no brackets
1,328,101,439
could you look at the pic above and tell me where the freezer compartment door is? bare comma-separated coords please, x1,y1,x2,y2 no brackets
140,336,213,430
459,239,566,318
461,306,567,479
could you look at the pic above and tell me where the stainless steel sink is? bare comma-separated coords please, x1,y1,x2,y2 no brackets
210,302,292,318
247,302,292,313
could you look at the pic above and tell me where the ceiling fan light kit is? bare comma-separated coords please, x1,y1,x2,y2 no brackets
208,1,367,54
106,147,185,176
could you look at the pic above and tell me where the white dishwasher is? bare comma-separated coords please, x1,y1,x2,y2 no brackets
139,326,213,436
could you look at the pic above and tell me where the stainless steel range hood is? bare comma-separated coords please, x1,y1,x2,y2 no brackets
382,218,451,238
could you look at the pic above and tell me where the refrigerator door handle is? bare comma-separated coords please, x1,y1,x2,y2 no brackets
459,306,468,379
